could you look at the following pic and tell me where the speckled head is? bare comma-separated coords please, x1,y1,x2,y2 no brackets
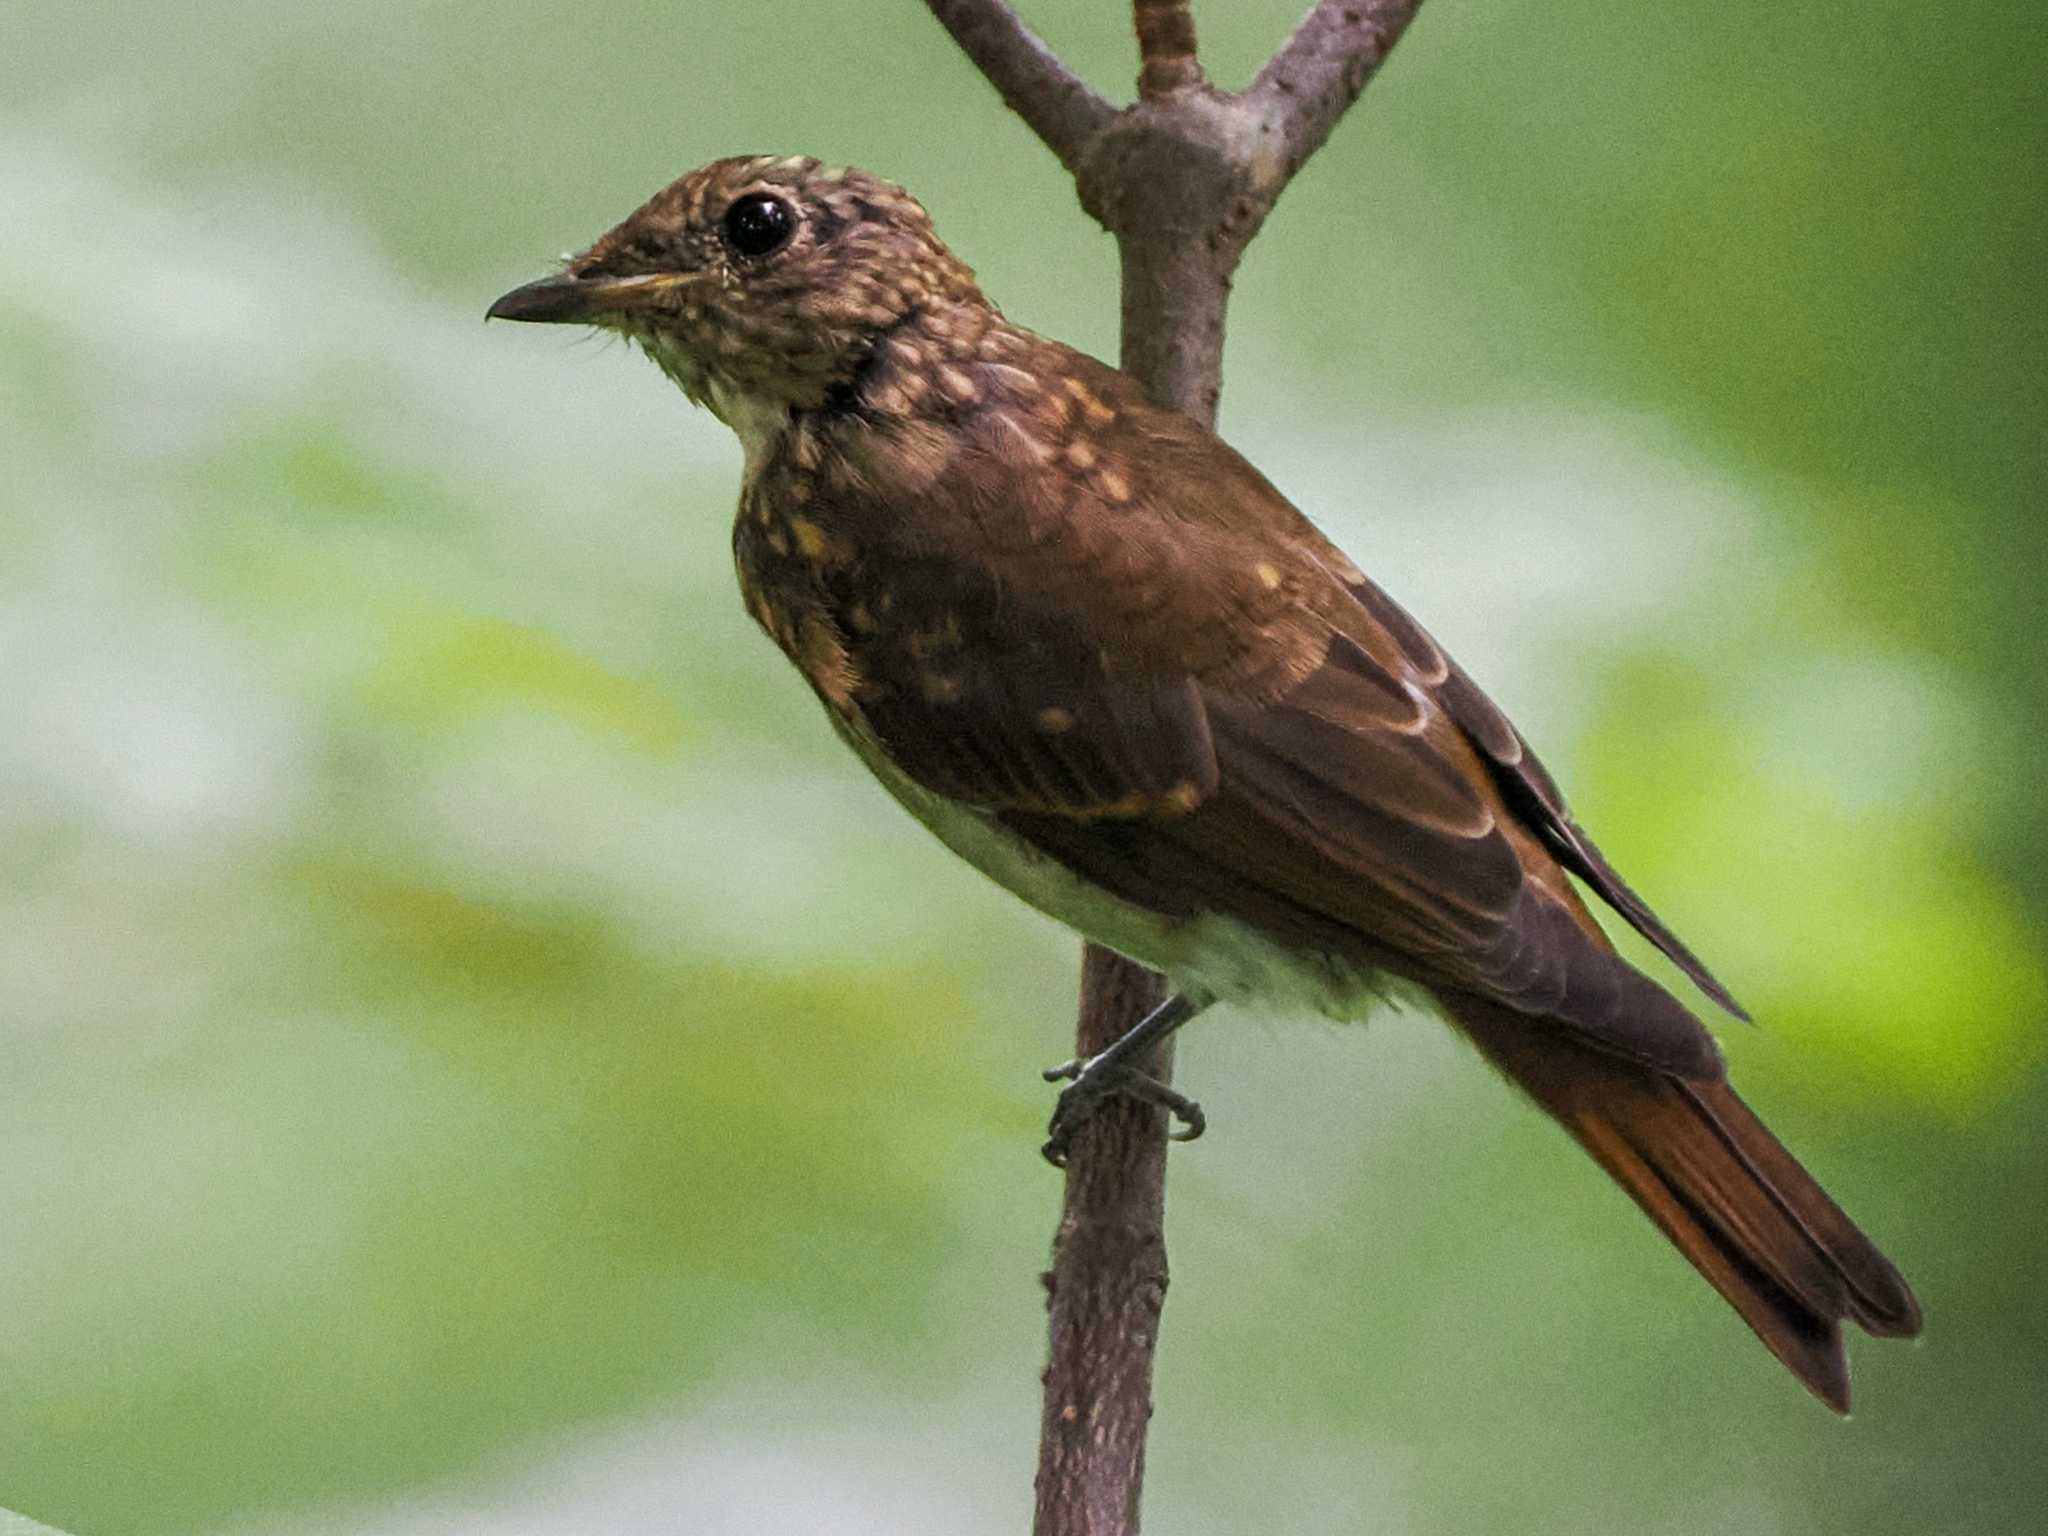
488,156,986,429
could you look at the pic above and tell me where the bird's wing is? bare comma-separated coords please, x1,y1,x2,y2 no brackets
781,361,1727,1075
834,557,1223,823
999,606,1725,1079
1339,575,1748,1019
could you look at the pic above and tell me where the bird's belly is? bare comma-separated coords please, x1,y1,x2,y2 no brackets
837,722,1394,1022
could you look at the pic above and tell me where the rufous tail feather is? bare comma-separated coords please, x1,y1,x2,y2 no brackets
1447,995,1921,1411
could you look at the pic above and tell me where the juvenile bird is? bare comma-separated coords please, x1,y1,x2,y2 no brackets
489,155,1920,1409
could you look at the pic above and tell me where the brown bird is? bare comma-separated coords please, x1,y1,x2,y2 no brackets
489,155,1921,1410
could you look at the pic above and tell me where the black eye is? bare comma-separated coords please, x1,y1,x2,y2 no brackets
722,193,795,258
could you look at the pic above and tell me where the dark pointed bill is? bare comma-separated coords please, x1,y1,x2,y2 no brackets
486,270,688,324
486,272,594,324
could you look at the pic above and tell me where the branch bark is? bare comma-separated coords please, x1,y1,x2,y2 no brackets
1133,0,1203,98
922,0,1116,173
1034,944,1173,1536
1247,0,1427,185
920,3,1428,1531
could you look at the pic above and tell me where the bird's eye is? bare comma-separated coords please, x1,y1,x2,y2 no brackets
721,193,795,258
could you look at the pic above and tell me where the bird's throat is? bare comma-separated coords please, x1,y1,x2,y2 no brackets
635,328,792,475
704,376,792,476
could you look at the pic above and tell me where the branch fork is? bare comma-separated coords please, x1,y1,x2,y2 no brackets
925,1,1421,250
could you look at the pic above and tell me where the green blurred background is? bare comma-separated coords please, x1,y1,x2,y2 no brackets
5,1,2043,1531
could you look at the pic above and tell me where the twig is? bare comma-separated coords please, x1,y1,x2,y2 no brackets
921,1,1117,173
1133,0,1204,99
1247,1,1427,187
918,2,1429,1531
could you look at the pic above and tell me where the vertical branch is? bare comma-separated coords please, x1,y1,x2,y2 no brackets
1034,946,1173,1536
921,3,1429,1532
1133,0,1204,99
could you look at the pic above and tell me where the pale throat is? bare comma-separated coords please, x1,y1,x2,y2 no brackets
704,377,793,475
635,329,791,475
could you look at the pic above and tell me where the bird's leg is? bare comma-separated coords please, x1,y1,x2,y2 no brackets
1041,992,1207,1167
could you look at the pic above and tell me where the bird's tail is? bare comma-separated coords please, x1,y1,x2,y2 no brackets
1445,995,1922,1411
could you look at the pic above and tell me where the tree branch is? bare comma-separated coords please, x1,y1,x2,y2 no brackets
1033,946,1173,1536
919,2,1430,1531
921,0,1117,173
1246,0,1427,188
1133,0,1204,99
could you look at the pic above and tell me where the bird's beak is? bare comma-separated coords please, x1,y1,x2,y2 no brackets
486,270,691,325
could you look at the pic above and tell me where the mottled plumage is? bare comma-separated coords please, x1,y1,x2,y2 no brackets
489,155,1920,1410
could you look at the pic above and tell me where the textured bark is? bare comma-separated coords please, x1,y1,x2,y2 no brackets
1247,0,1429,187
922,0,1115,173
1033,946,1173,1536
1133,0,1204,98
919,4,1429,1531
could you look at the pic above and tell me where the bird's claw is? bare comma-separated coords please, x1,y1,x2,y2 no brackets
1040,1054,1205,1168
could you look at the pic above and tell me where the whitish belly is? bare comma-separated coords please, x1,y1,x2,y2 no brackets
836,723,1392,1022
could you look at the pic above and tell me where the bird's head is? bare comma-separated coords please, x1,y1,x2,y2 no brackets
489,156,985,448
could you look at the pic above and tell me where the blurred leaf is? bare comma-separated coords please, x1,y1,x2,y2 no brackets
360,607,686,755
1579,654,2046,1113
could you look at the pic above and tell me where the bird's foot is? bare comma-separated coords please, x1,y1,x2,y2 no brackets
1040,1053,1205,1168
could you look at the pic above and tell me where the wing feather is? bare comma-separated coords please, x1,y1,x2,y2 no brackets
1342,576,1747,1018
